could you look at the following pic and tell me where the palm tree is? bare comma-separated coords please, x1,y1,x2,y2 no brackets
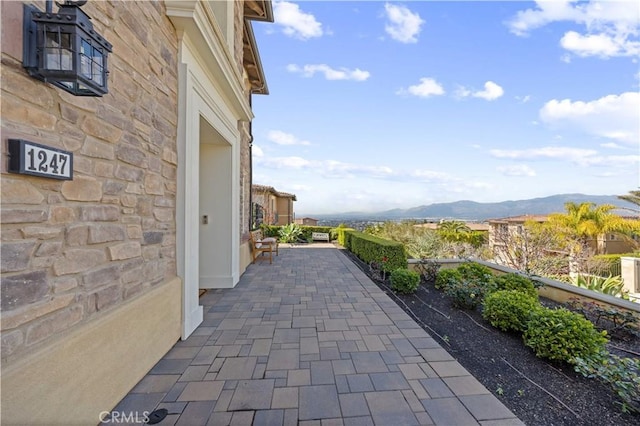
548,202,640,255
618,189,640,213
437,220,471,242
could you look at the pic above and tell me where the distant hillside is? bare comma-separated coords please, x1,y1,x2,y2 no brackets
312,194,638,222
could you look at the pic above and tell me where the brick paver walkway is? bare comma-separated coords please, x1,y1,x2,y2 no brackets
114,246,524,425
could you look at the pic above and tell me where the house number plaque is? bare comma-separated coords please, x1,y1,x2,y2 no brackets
8,139,73,180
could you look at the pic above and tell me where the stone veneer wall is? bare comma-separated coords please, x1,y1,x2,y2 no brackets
235,0,258,247
1,0,179,363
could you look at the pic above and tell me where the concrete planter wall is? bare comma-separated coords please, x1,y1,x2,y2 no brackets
408,258,640,316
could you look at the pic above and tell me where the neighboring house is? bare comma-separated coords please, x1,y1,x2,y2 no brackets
252,184,296,226
295,217,319,226
487,215,638,260
0,1,273,424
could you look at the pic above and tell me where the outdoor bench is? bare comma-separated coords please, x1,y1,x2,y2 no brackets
249,230,278,264
311,232,330,242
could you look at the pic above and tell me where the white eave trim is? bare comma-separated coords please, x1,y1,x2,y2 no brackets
166,0,253,121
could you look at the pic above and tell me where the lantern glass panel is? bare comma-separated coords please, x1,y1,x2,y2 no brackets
45,30,72,71
80,39,105,87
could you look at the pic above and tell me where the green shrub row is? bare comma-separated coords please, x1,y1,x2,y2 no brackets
433,264,628,412
342,230,407,272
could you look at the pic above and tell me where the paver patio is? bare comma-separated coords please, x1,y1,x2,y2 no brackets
113,245,524,425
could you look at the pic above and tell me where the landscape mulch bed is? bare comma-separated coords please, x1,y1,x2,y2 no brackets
341,250,640,426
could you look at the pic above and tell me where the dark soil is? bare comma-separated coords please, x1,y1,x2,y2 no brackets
341,250,640,426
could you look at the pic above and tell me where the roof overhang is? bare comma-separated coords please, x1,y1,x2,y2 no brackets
243,1,273,95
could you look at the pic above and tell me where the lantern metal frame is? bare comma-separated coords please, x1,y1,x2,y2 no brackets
22,1,112,97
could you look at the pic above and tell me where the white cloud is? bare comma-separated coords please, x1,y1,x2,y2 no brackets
473,81,504,101
383,3,424,43
490,146,598,162
539,92,640,144
507,0,640,59
267,130,311,146
398,77,445,98
274,1,323,40
515,95,531,103
560,31,638,58
409,169,455,181
456,81,504,101
256,155,311,169
286,64,370,81
252,144,264,157
490,146,638,168
497,165,537,177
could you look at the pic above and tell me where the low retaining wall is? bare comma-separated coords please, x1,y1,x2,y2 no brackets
408,258,640,316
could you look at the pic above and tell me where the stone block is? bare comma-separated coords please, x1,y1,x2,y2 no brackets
127,225,143,239
154,208,173,222
109,242,141,260
1,270,49,310
25,304,84,346
1,240,36,272
2,95,57,130
1,65,54,108
49,206,76,224
52,277,78,293
57,121,85,149
115,164,144,182
1,208,48,224
35,241,63,257
144,173,164,195
103,180,126,195
81,116,122,143
143,231,164,245
1,178,44,204
117,145,148,168
82,264,122,289
66,225,89,246
81,136,115,160
1,293,75,330
95,284,122,311
53,249,107,276
61,176,103,201
79,205,119,221
88,224,126,244
20,226,61,239
59,103,81,123
94,161,115,177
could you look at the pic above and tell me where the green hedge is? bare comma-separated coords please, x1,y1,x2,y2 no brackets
336,228,355,247
343,230,407,271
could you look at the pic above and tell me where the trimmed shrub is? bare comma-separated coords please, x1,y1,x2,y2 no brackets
523,307,608,364
390,268,420,294
435,268,461,290
492,273,538,298
457,262,494,283
444,277,490,309
482,290,540,332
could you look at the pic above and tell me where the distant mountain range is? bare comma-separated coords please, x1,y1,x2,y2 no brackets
311,194,638,222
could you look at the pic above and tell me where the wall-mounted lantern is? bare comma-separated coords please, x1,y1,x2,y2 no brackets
22,0,112,96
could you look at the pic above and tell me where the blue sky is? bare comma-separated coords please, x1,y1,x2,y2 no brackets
250,1,640,215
